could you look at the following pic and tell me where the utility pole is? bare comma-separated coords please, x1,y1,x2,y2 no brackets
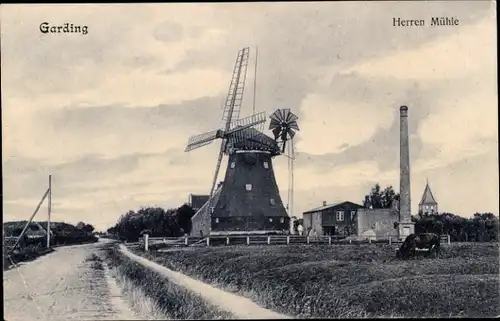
253,45,258,114
47,174,52,248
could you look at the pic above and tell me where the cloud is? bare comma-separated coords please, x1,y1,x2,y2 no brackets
415,80,497,171
1,3,497,229
297,93,393,155
2,147,225,229
343,5,496,80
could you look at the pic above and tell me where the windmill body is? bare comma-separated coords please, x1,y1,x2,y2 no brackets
186,47,299,236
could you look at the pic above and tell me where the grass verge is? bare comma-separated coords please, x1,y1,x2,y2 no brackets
130,242,500,318
103,244,234,320
3,247,55,271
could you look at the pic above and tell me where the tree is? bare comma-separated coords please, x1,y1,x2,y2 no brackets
108,205,190,241
83,224,95,234
76,222,86,230
411,212,499,242
381,186,398,209
175,204,196,235
363,183,399,209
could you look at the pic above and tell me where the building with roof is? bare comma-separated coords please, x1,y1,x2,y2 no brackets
356,199,400,239
188,194,210,212
302,201,364,237
302,199,402,239
418,180,438,215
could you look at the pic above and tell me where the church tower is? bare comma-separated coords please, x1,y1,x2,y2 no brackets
418,179,438,215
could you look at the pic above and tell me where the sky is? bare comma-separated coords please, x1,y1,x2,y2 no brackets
1,2,498,231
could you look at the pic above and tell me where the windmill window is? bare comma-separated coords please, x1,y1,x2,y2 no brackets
336,211,344,221
263,161,269,169
269,218,273,222
230,162,236,169
425,205,429,209
215,217,219,223
270,198,276,205
280,217,285,223
210,207,215,214
245,184,252,191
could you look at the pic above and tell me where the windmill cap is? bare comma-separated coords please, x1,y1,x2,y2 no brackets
400,105,408,111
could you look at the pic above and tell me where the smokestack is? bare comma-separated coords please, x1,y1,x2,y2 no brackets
323,201,327,206
399,106,411,223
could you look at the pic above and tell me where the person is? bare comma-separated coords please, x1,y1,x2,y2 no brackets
297,224,304,236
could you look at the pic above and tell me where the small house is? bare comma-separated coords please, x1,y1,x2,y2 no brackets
302,201,364,237
188,194,210,212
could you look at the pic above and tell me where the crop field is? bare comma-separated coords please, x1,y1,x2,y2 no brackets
130,242,500,318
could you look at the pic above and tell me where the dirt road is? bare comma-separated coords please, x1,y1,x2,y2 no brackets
3,240,139,321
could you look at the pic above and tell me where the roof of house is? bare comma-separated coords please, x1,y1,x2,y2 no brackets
191,186,223,221
303,201,363,214
419,182,437,205
189,194,210,209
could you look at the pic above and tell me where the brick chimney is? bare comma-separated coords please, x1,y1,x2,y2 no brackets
398,105,415,238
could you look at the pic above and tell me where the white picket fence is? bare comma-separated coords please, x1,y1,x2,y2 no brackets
139,234,451,251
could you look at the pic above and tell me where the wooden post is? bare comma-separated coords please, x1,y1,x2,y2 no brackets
349,238,352,244
267,236,271,245
47,174,52,249
389,236,392,245
206,237,210,246
447,234,450,245
184,236,188,246
226,236,230,245
11,188,50,252
306,236,310,244
144,234,149,251
329,236,332,245
368,237,372,244
246,236,250,245
287,236,290,245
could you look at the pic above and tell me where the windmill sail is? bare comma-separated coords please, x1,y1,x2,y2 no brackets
185,129,223,152
210,47,250,196
221,47,250,123
287,120,299,131
228,111,266,131
269,108,300,153
209,141,226,197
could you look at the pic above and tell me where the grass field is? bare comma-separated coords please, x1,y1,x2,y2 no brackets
130,242,500,318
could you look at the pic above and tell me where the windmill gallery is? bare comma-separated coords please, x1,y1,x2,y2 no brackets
184,47,415,240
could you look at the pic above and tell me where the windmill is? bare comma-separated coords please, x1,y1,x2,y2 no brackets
186,48,300,236
184,47,266,197
269,109,299,219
